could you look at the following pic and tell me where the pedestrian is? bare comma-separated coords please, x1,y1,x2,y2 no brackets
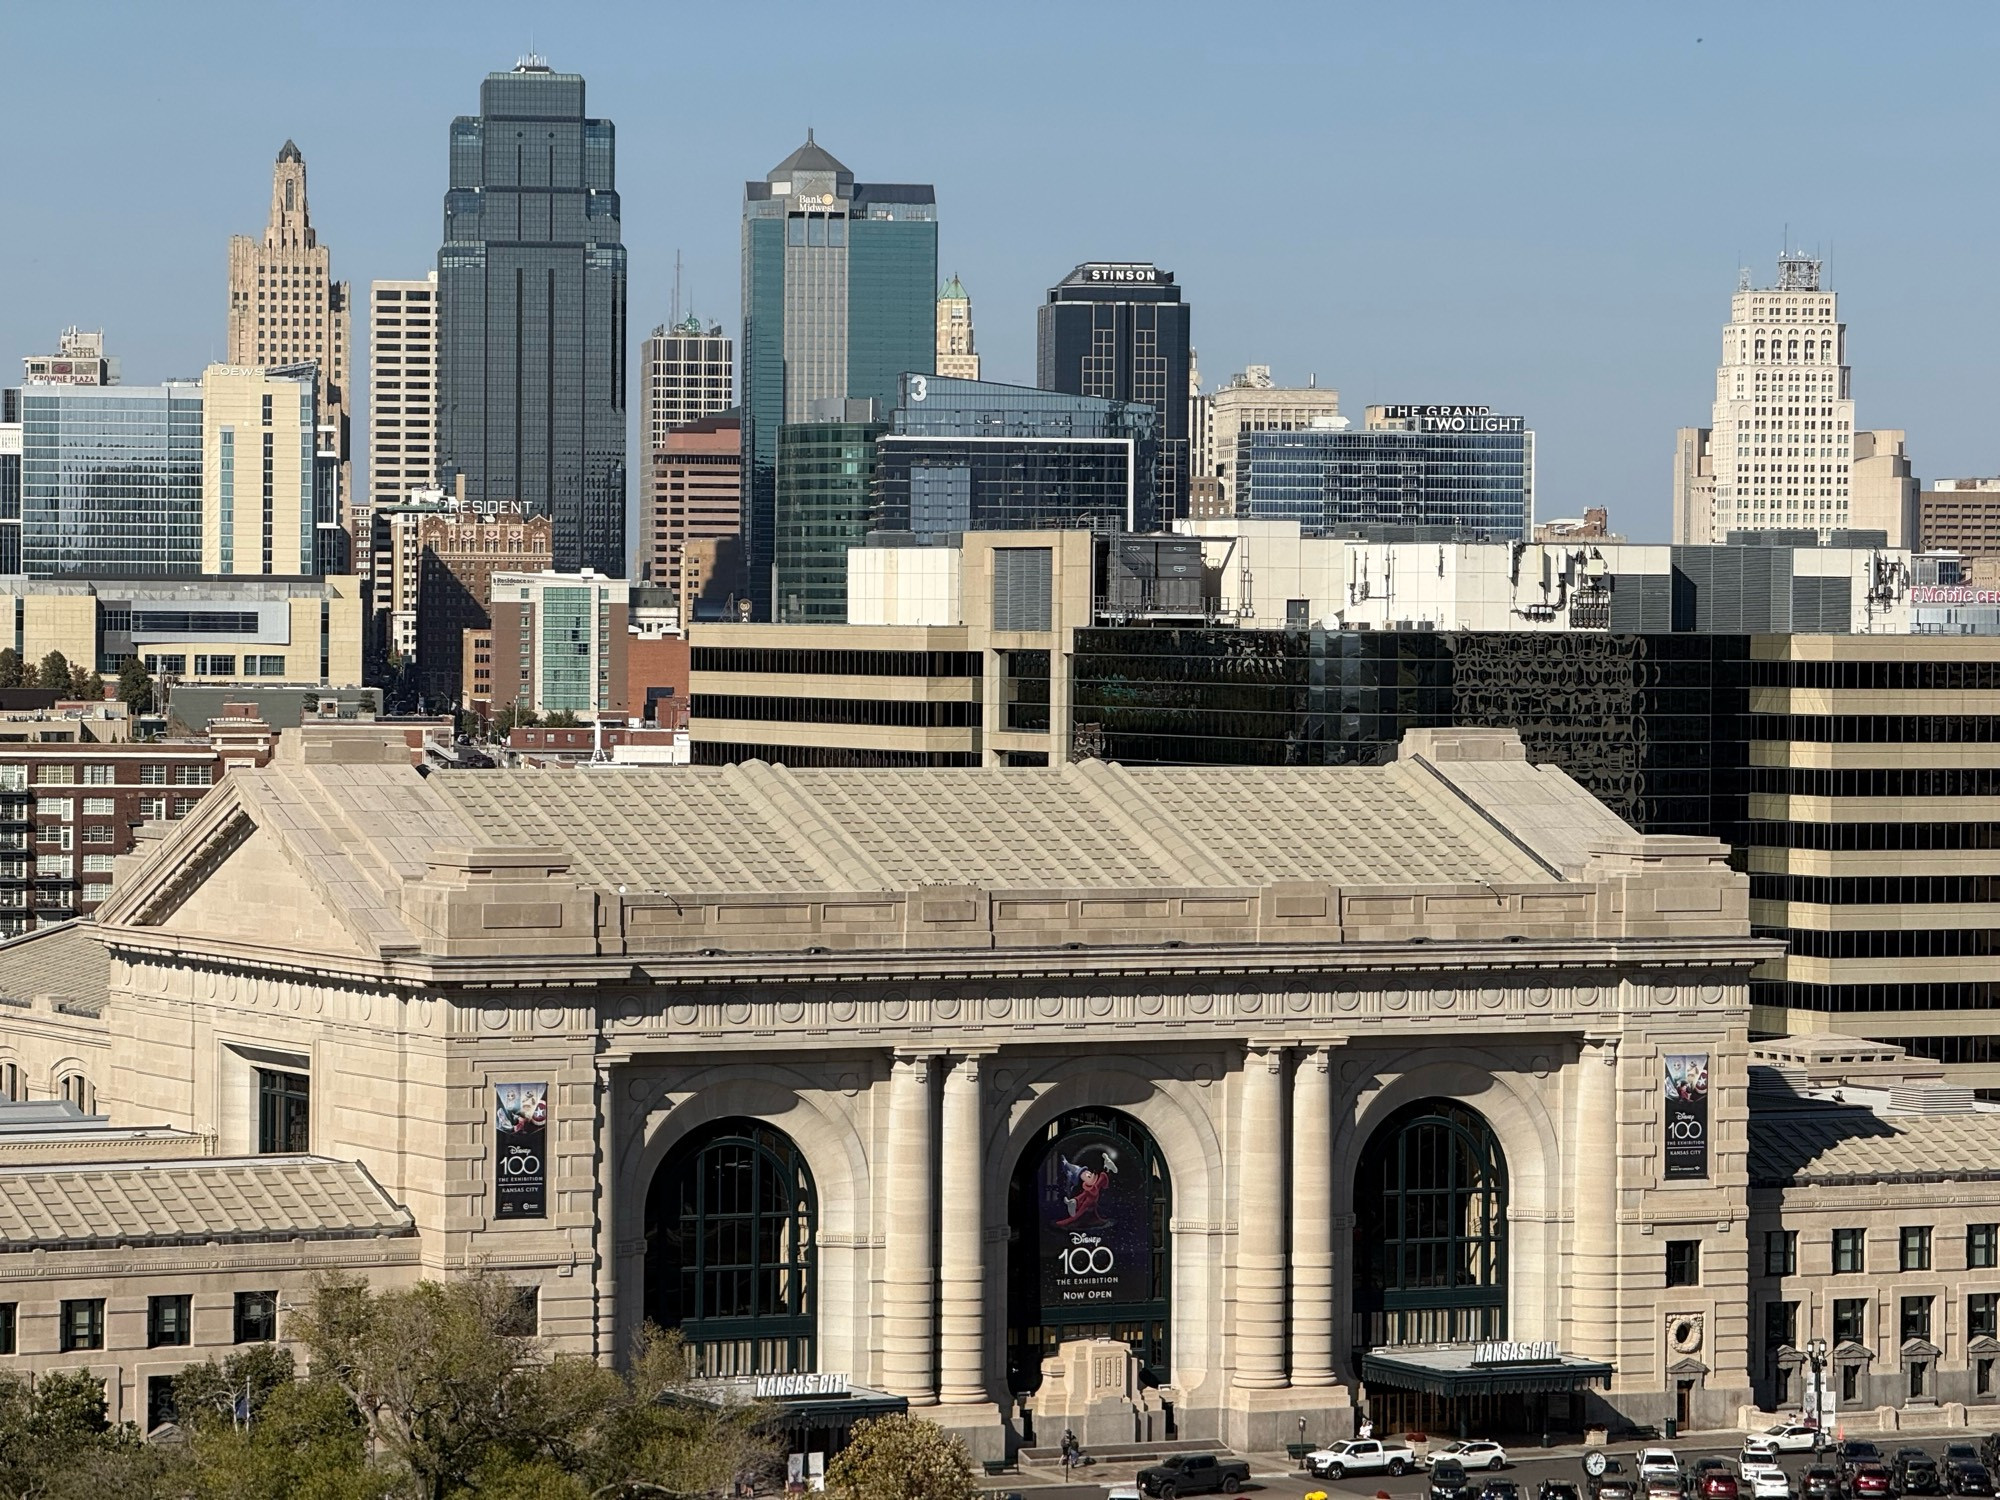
1360,1414,1375,1440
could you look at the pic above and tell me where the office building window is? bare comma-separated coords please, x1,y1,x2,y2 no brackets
1973,1294,1999,1341
146,1376,177,1431
148,1294,192,1348
1972,1224,1998,1270
234,1291,278,1344
60,1298,105,1351
0,1302,14,1355
1834,1228,1865,1273
1903,1226,1933,1272
1666,1240,1701,1287
1833,1297,1867,1345
1766,1230,1798,1278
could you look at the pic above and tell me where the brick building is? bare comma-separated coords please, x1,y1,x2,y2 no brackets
413,513,553,710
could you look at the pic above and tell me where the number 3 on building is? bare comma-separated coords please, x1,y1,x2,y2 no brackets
909,375,928,402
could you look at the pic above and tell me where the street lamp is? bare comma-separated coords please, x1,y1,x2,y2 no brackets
1806,1337,1830,1451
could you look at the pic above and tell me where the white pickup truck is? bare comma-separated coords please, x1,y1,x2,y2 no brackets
1308,1439,1420,1480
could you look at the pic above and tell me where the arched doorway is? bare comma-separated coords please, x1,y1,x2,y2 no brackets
645,1117,817,1376
1353,1097,1509,1351
1006,1108,1172,1396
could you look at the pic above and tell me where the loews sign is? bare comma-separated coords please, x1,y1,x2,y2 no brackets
1471,1340,1559,1366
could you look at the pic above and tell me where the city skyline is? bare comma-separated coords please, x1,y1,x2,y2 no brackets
6,2,2000,541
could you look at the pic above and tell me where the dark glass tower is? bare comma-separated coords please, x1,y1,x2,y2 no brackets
742,134,936,619
1037,263,1191,522
437,59,628,575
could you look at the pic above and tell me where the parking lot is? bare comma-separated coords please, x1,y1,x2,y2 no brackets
982,1432,2000,1500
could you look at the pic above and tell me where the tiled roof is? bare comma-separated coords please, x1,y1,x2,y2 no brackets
0,922,111,1013
0,1156,413,1250
1749,1105,2000,1187
429,754,1595,896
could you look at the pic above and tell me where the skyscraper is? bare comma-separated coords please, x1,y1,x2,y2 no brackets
1687,253,1917,548
741,134,937,617
19,383,204,576
367,273,439,511
1037,262,1192,521
641,316,733,447
935,275,979,379
226,143,351,517
201,365,321,576
436,59,628,576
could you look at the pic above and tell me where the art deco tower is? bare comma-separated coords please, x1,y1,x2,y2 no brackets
935,275,979,379
226,142,352,516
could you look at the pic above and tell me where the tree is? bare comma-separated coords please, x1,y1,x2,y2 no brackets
116,658,155,717
37,651,70,697
0,1367,167,1500
0,648,22,690
67,661,97,700
823,1413,979,1500
178,1372,385,1500
542,709,581,729
293,1274,775,1500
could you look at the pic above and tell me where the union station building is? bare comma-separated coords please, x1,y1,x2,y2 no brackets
5,724,2000,1452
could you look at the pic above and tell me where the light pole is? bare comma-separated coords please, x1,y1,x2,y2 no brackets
1806,1337,1830,1450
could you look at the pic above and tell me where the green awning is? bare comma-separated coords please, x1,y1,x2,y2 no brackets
1362,1348,1614,1399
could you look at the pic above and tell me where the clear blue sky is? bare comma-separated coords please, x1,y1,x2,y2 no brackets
5,0,1996,541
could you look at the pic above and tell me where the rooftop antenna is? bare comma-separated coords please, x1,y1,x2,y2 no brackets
672,250,683,326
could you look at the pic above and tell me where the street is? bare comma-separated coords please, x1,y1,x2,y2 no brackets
980,1432,2000,1500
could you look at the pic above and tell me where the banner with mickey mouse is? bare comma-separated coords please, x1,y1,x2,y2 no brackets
494,1081,549,1219
1663,1053,1709,1180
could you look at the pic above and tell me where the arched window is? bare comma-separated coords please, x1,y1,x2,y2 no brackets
1353,1098,1508,1349
1006,1108,1172,1393
57,1072,94,1113
644,1119,816,1377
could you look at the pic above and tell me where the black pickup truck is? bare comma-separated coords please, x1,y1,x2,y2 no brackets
1136,1452,1253,1497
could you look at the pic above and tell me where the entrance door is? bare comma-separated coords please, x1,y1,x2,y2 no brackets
1676,1380,1694,1430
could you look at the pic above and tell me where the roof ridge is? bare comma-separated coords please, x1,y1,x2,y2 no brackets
1060,761,1243,887
724,763,893,890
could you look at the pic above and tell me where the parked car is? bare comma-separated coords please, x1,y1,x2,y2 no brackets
1801,1467,1845,1500
1434,1442,1511,1472
1639,1452,1685,1487
1745,1439,1783,1463
1951,1463,1996,1498
1434,1460,1476,1500
1480,1481,1521,1500
1542,1482,1584,1500
1742,1463,1793,1500
1648,1478,1687,1500
1946,1448,1982,1469
1694,1460,1741,1500
1848,1463,1895,1500
1309,1438,1419,1480
1110,1490,1144,1500
1762,1425,1826,1455
1842,1443,1885,1473
1899,1453,1945,1497
1135,1454,1252,1498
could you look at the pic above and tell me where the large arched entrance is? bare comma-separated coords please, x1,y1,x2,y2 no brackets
1355,1096,1509,1348
1006,1108,1172,1396
644,1117,817,1376
1353,1097,1511,1435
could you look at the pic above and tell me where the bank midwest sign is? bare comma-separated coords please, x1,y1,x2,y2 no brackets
1471,1340,1560,1366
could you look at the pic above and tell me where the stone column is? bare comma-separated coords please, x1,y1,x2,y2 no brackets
594,1062,618,1364
882,1053,938,1404
1290,1045,1336,1386
938,1054,986,1404
1570,1038,1621,1362
1235,1044,1289,1389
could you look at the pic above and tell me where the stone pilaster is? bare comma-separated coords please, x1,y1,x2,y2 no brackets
1570,1038,1621,1362
938,1053,985,1404
882,1052,937,1403
1290,1044,1336,1386
1235,1044,1289,1389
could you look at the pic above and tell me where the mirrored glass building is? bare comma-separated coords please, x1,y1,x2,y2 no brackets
18,383,204,576
436,60,628,576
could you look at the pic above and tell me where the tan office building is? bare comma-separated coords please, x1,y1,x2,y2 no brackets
1199,366,1343,516
936,275,980,379
201,365,319,576
365,274,439,564
641,414,741,595
225,142,351,511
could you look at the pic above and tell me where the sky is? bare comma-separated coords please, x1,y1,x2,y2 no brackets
5,0,1998,543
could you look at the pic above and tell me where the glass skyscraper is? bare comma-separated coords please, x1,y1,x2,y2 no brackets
19,384,204,576
742,134,937,617
1238,405,1534,540
873,374,1159,539
1037,263,1192,519
437,59,628,576
772,410,886,625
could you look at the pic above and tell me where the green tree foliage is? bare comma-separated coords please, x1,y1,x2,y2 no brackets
0,1366,174,1500
823,1412,980,1500
37,651,70,697
541,710,581,729
180,1375,387,1500
0,649,23,690
67,661,98,700
117,658,155,716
